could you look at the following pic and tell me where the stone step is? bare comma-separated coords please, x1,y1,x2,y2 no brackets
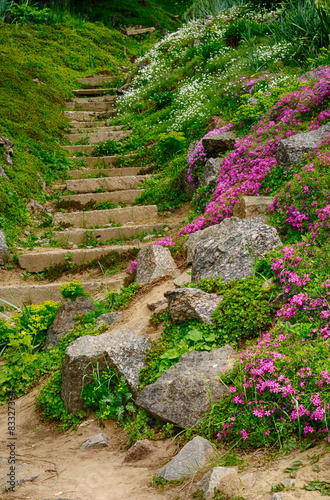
62,144,96,154
64,110,115,121
58,189,144,208
72,88,117,96
0,279,121,306
83,154,136,167
69,125,124,133
126,27,155,36
77,76,116,87
65,175,148,194
53,222,164,245
65,102,116,112
18,243,144,273
53,205,157,229
65,130,132,144
67,166,148,179
73,96,116,104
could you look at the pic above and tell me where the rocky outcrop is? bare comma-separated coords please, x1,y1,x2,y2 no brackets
156,436,214,480
61,328,151,414
81,433,110,451
196,467,236,498
95,311,122,328
136,346,235,428
200,157,223,186
192,219,281,283
202,132,236,156
135,245,178,285
164,288,222,325
45,296,96,349
184,217,240,264
276,122,330,172
173,270,191,288
233,196,274,219
0,230,9,266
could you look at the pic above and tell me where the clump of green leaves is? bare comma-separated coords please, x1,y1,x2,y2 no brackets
59,280,90,301
106,282,140,311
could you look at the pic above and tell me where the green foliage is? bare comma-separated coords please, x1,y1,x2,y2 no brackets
154,131,187,163
106,283,140,311
82,367,134,423
94,140,125,157
59,280,90,301
154,90,173,110
303,481,330,495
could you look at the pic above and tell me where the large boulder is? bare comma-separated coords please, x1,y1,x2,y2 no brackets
136,346,235,428
164,288,222,325
61,328,151,414
192,219,281,283
276,122,330,172
45,296,96,350
156,436,214,480
0,230,9,266
200,157,223,187
233,196,274,219
135,245,178,285
202,132,236,156
184,217,240,264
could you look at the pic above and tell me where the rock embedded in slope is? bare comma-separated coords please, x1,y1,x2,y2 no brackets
276,122,330,172
182,140,199,198
192,219,281,283
173,270,191,288
155,436,214,480
61,328,151,414
0,230,9,266
95,311,122,329
45,296,96,350
200,157,223,186
135,245,178,285
164,288,222,325
184,217,240,264
147,298,167,311
81,433,110,451
124,439,154,462
136,346,235,428
233,196,274,219
196,467,236,498
202,131,236,156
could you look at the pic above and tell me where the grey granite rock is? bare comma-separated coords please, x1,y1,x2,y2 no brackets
182,168,198,198
271,494,282,500
184,217,240,264
196,467,235,498
202,132,236,156
276,122,330,172
192,219,281,283
45,296,96,350
233,196,274,219
136,346,235,428
147,298,167,311
27,198,44,215
135,245,178,285
0,230,9,266
124,439,154,462
164,288,222,325
81,433,109,451
186,140,199,164
200,157,223,186
61,328,151,414
95,311,122,328
173,270,191,288
156,436,214,480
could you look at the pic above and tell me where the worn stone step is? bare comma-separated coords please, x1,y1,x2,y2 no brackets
62,144,96,154
0,279,121,306
67,166,149,179
73,96,116,104
66,175,148,194
72,88,117,96
83,154,136,167
64,110,115,121
53,205,157,228
65,130,132,144
58,189,144,208
19,243,144,273
77,76,116,87
53,222,164,245
69,125,124,134
65,102,116,112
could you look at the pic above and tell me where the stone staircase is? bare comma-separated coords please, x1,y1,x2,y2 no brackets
2,74,169,305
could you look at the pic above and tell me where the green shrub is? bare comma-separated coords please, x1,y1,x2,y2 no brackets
154,131,187,163
59,280,89,301
94,140,125,157
106,283,140,311
154,91,173,110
